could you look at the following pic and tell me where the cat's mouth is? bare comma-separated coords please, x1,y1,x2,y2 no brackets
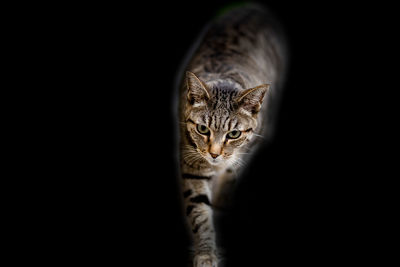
198,150,227,166
209,158,221,165
204,155,226,166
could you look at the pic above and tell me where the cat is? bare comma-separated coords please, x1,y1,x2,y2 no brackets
176,4,288,267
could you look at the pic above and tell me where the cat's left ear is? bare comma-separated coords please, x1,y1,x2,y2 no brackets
186,71,210,106
236,84,270,116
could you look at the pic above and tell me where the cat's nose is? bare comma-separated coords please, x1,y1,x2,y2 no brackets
210,153,220,159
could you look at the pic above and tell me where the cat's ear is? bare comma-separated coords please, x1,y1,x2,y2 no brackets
186,71,210,106
236,84,270,115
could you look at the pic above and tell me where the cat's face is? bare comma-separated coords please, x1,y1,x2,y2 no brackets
183,71,269,167
185,108,255,166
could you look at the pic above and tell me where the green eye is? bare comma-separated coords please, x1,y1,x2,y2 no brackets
197,124,210,135
227,130,241,139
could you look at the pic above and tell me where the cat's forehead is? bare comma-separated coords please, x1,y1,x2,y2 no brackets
206,86,240,112
209,82,240,99
189,83,255,131
192,109,252,132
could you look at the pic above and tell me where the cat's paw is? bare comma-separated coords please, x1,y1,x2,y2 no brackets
193,252,218,267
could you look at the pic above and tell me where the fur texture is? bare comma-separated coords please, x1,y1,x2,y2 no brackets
176,4,288,267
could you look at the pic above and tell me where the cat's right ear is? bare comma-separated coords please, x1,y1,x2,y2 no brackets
186,71,210,106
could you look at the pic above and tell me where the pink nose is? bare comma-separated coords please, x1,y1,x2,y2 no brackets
210,153,219,159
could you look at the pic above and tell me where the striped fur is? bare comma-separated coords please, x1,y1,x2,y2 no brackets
177,4,288,267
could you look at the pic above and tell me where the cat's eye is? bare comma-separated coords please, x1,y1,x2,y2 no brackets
227,130,241,139
197,124,210,135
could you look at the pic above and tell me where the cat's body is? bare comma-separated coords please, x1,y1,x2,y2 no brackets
176,4,287,267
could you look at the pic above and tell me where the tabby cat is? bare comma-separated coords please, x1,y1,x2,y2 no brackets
176,4,288,267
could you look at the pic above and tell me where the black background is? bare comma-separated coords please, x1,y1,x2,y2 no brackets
26,0,394,265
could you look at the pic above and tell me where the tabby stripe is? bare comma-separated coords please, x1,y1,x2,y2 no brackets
221,116,229,129
223,116,230,130
210,115,215,129
186,205,194,215
191,214,202,225
193,218,208,233
186,119,196,125
185,130,197,149
228,119,233,130
202,114,208,126
214,115,220,129
182,173,211,180
183,189,192,198
193,224,200,233
213,100,218,109
228,90,236,105
190,194,211,205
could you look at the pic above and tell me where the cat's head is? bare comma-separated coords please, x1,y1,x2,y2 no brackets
183,71,270,167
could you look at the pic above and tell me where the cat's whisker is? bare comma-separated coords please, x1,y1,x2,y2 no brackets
232,157,247,168
183,145,197,151
183,152,203,166
231,167,238,177
183,152,200,160
183,153,198,160
241,147,252,152
234,160,242,168
228,158,240,172
238,158,247,165
253,133,266,139
184,156,196,165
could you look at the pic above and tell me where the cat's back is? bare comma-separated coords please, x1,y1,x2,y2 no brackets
187,3,288,89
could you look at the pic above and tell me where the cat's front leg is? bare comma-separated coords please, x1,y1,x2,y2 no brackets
182,173,218,267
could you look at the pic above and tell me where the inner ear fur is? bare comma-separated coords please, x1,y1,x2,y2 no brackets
186,71,211,105
236,84,270,115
